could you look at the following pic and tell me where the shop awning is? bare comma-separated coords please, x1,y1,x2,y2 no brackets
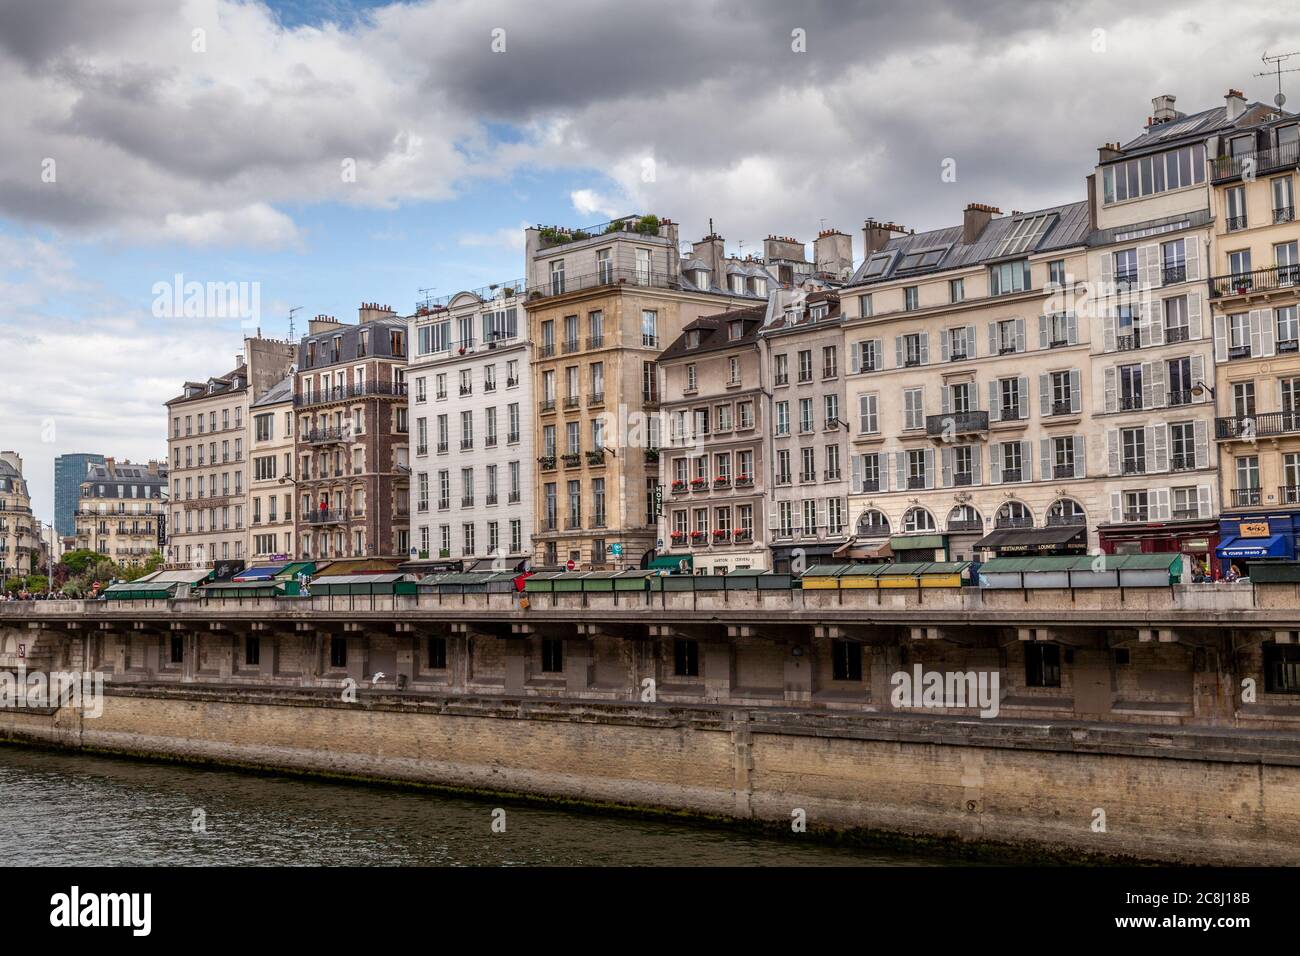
233,565,283,582
1217,534,1293,560
835,538,893,561
974,525,1086,552
648,554,692,571
888,534,944,551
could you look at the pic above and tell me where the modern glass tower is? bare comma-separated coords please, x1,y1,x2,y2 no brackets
54,453,105,538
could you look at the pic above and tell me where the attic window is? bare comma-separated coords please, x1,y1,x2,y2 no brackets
685,330,701,349
695,269,710,290
996,214,1056,256
897,248,946,273
810,304,829,320
750,277,767,296
728,321,743,341
863,254,891,278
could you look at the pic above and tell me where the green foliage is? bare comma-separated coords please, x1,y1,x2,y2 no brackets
61,549,103,576
634,214,661,235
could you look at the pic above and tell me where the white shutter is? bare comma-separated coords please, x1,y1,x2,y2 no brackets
940,330,950,362
1145,298,1164,346
1102,302,1117,352
1194,419,1209,469
924,448,935,489
1185,239,1202,282
919,332,930,364
1038,373,1051,416
1139,244,1160,289
895,336,903,368
1141,361,1155,409
990,445,1002,484
972,450,982,485
1104,366,1118,413
1110,491,1122,524
1100,250,1115,288
987,322,998,355
1073,436,1086,479
1069,368,1082,413
1015,318,1026,352
1039,438,1051,481
940,384,952,415
1149,360,1167,408
873,339,884,372
1188,292,1203,340
879,452,890,492
1020,441,1032,482
1257,308,1275,357
1152,488,1171,521
1197,484,1212,519
1144,425,1157,473
1153,422,1169,472
1249,310,1263,357
1017,377,1029,419
966,325,977,358
849,343,861,374
1190,354,1205,396
1213,313,1228,363
851,454,862,494
894,451,905,491
1038,314,1049,349
941,447,953,487
1107,429,1120,476
1066,312,1078,345
988,380,1000,417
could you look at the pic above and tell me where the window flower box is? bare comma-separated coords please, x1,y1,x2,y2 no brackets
671,480,688,494
690,477,708,489
735,475,753,487
713,477,731,487
712,529,731,540
690,530,706,541
670,531,687,544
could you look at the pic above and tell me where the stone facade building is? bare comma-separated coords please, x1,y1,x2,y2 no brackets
0,452,36,580
248,374,297,562
408,284,533,568
73,459,167,565
657,304,769,572
166,336,296,569
294,304,410,562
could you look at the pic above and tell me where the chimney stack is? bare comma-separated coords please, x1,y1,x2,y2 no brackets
862,219,908,256
1150,94,1178,126
963,203,1001,244
359,302,397,324
1225,88,1247,121
813,228,854,279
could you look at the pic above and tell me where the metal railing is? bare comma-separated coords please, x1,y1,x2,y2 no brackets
294,380,407,407
1231,488,1262,507
925,411,988,436
1210,263,1300,297
1216,412,1300,440
306,508,348,525
1211,140,1300,182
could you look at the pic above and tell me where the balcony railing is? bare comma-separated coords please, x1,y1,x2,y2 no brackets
1161,265,1187,285
1281,485,1300,505
1231,488,1263,507
1167,389,1193,407
1116,333,1142,351
1276,206,1296,224
294,380,407,407
1216,412,1300,440
306,427,349,445
586,335,604,350
1049,400,1074,417
925,410,988,437
1165,326,1190,344
540,399,555,413
997,406,1021,423
948,518,982,532
1121,459,1146,475
587,392,604,407
306,508,348,525
1052,464,1075,479
1212,140,1300,182
526,266,679,302
1047,512,1086,526
1122,510,1150,523
1170,453,1197,471
562,339,579,354
1210,263,1300,298
995,515,1033,529
1226,215,1248,232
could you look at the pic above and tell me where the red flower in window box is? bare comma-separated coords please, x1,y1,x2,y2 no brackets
713,476,730,486
670,531,686,543
712,528,730,539
671,480,688,493
690,530,706,540
736,474,753,485
690,477,708,488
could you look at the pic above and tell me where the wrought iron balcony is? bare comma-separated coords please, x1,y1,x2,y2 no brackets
1231,488,1262,507
1216,412,1300,440
995,515,1033,529
925,410,988,438
306,508,348,526
1211,263,1300,298
1211,141,1300,182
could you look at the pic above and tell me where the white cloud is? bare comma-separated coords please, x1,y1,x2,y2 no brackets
160,203,302,248
458,223,529,251
570,188,624,219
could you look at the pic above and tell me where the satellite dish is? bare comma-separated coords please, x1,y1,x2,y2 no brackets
1278,92,1288,108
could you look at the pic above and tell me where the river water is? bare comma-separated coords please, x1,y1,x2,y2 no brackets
0,746,958,866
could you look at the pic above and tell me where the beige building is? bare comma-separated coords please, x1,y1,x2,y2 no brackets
248,374,297,562
524,215,770,569
656,304,769,572
1205,95,1300,568
0,451,36,582
165,335,296,570
841,203,1098,561
73,459,167,565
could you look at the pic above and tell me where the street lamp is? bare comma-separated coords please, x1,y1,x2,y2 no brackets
1191,381,1217,401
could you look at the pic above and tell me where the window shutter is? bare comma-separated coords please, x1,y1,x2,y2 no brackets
849,343,861,374
1102,302,1117,352
1039,438,1051,481
858,394,870,433
1190,354,1205,395
1194,419,1209,468
1103,366,1117,413
1017,377,1029,419
1249,309,1263,357
1038,373,1050,416
941,447,953,487
1213,313,1228,363
894,451,905,491
1144,425,1157,473
966,325,977,358
1015,318,1026,352
880,452,891,492
1066,312,1078,345
1197,484,1212,518
851,454,862,494
1073,436,1086,478
894,335,903,369
919,332,930,364
1149,360,1167,408
1110,492,1123,524
940,331,950,362
1140,361,1155,409
1069,368,1082,413
990,445,1002,484
1153,422,1169,472
987,322,998,356
1258,308,1275,357
1185,239,1201,282
1100,251,1115,288
1038,314,1049,349
972,450,982,485
873,339,884,371
988,380,999,415
924,448,935,489
940,384,952,415
1107,428,1120,476
1153,488,1171,521
1020,441,1033,482
1144,298,1164,346
1139,243,1160,288
1188,293,1203,340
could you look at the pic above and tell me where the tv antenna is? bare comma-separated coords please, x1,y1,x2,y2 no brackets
418,286,437,311
1256,51,1300,109
288,306,302,342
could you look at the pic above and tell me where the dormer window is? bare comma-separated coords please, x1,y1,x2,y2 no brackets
728,321,743,341
694,269,710,290
810,304,828,320
729,274,745,294
685,330,701,349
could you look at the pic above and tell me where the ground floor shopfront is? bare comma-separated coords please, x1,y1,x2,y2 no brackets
972,524,1088,560
1097,518,1220,580
1215,511,1300,577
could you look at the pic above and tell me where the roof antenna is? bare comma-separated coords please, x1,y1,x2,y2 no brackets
1256,50,1300,109
288,306,302,342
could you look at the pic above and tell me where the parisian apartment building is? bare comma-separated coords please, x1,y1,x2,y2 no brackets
523,215,778,570
293,304,410,562
0,451,36,578
165,335,296,569
407,282,533,567
248,373,297,562
72,458,167,565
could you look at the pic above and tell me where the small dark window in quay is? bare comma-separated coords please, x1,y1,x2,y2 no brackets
428,636,447,670
673,639,699,677
541,638,564,673
1025,643,1061,688
330,636,348,669
831,640,862,681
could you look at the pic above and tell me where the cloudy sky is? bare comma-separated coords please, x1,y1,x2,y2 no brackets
1,0,1297,521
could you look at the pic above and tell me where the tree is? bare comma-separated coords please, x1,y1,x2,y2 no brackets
120,551,163,582
61,549,104,577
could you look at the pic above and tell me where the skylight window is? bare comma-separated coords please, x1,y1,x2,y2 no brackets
996,214,1056,256
863,254,892,278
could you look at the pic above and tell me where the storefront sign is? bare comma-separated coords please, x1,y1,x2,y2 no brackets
1239,522,1271,538
1182,539,1209,550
